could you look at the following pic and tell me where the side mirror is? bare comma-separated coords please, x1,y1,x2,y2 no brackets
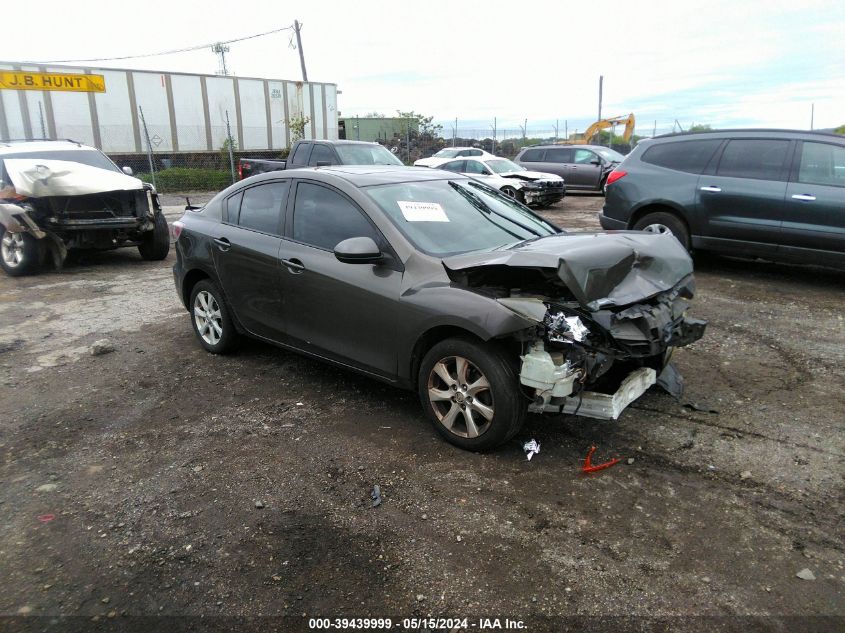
122,166,134,176
590,159,602,166
334,236,382,264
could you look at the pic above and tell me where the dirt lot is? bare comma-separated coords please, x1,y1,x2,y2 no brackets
1,193,843,631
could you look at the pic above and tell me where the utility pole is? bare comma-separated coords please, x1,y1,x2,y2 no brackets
211,42,230,76
810,103,814,130
523,118,527,143
294,20,308,82
491,117,497,155
565,120,568,141
554,119,559,141
597,75,603,126
453,117,457,147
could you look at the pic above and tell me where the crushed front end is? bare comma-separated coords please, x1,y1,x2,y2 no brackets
444,232,708,420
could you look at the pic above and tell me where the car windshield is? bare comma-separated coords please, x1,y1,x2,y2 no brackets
594,147,625,162
433,149,461,158
0,149,120,172
485,158,525,174
335,144,403,166
365,178,559,256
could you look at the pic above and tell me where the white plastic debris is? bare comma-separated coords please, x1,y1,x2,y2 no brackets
523,439,541,461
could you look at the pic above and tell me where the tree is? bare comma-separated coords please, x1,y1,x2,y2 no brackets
396,111,443,138
688,124,713,132
364,111,386,118
834,124,845,135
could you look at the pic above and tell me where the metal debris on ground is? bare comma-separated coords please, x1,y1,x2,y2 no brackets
371,485,382,508
523,439,541,461
582,446,621,473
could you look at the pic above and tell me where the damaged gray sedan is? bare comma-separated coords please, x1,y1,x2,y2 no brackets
173,166,706,450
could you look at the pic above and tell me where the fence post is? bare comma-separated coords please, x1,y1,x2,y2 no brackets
406,119,411,165
225,110,236,184
138,106,156,189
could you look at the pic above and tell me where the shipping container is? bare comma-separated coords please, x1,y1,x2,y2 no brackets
0,61,338,153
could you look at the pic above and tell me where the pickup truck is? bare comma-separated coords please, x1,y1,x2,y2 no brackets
238,139,403,179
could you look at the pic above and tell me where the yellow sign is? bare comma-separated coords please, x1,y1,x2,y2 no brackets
0,71,106,93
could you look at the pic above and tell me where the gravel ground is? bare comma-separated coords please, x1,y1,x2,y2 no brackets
0,193,843,632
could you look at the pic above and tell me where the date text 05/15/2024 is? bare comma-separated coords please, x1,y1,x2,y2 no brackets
307,617,527,629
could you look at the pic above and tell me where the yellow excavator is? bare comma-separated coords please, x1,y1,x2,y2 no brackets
558,113,636,145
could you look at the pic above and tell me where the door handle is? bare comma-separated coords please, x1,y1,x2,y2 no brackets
700,186,722,192
281,258,305,273
791,194,816,202
213,237,231,251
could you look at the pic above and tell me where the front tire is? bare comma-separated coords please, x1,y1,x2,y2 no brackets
500,186,525,204
633,212,690,251
418,337,525,451
189,280,239,354
0,227,43,276
138,212,170,261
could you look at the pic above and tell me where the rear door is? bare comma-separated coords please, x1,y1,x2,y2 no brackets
211,181,289,339
278,180,403,378
696,138,791,256
780,140,845,265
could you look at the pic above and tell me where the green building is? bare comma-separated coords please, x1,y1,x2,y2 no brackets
338,117,419,142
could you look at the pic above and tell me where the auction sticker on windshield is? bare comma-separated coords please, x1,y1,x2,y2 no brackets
397,201,449,222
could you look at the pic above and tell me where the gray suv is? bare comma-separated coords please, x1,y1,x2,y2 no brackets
600,129,845,270
515,144,625,193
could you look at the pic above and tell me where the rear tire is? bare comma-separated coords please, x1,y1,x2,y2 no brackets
0,227,43,276
633,212,690,251
189,280,239,354
501,186,525,204
138,212,170,261
418,337,525,451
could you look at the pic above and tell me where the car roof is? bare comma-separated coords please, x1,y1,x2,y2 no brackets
0,139,95,155
651,128,845,141
311,140,385,146
438,147,487,152
249,165,467,187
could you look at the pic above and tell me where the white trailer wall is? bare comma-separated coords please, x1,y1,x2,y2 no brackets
0,61,338,153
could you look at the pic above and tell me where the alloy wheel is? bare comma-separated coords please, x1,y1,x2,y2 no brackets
641,223,673,236
427,355,495,439
1,232,25,268
193,290,223,345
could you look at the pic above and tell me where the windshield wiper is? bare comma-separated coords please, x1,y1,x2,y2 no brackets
448,181,544,238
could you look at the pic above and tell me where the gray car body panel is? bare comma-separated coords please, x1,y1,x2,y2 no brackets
174,166,704,392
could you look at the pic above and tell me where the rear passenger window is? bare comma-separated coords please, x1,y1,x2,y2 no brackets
289,143,311,167
520,149,545,162
716,139,790,180
236,182,288,234
545,148,572,163
798,142,845,187
641,140,721,174
439,160,466,173
292,182,380,251
309,144,335,166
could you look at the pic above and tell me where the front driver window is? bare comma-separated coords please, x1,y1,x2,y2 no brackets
292,182,380,251
463,161,486,175
573,149,597,164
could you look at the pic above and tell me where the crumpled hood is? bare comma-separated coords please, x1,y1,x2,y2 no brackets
443,231,694,310
4,158,144,197
500,170,562,182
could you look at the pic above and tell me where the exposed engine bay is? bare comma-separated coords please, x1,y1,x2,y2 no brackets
444,231,708,419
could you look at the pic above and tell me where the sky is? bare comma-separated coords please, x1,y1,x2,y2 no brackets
2,0,843,136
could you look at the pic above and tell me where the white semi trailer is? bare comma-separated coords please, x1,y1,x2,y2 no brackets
0,62,338,153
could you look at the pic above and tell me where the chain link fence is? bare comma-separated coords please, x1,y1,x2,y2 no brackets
99,117,686,195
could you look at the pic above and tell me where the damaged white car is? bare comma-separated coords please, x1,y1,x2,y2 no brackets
0,140,169,276
437,156,565,207
173,167,706,451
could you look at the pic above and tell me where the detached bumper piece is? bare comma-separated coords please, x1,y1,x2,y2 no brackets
528,367,656,420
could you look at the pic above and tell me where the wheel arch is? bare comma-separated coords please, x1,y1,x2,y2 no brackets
181,268,212,310
408,325,485,387
628,202,690,233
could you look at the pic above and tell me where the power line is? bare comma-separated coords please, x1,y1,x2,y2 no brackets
28,25,295,64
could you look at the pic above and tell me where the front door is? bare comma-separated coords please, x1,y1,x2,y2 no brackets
780,140,845,266
568,148,604,189
278,180,402,378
